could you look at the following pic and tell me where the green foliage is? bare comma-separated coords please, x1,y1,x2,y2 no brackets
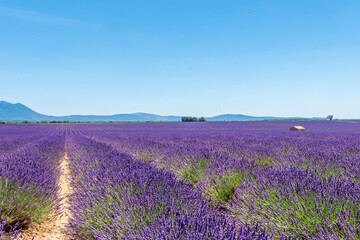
198,117,206,122
181,116,206,122
35,121,49,124
317,165,342,179
140,154,151,162
253,155,275,168
157,163,165,170
327,115,334,121
49,120,70,123
180,158,208,185
205,170,251,203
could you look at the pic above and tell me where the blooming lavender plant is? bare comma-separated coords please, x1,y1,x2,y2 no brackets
67,136,272,239
0,136,64,231
228,166,360,238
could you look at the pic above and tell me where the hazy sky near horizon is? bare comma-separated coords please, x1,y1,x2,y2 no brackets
1,0,359,118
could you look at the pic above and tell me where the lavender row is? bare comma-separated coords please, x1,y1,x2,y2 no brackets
0,135,43,156
87,124,360,238
0,136,64,235
228,166,360,239
67,136,273,239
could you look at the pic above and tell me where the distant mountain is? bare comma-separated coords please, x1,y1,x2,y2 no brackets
59,113,182,122
206,114,326,121
206,114,280,121
0,101,326,122
0,101,50,121
0,101,182,122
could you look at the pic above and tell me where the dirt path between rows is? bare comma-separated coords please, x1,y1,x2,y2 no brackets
21,146,72,240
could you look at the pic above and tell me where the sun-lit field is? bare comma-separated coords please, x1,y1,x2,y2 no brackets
1,121,360,239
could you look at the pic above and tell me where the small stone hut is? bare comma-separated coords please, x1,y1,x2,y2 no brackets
289,126,305,131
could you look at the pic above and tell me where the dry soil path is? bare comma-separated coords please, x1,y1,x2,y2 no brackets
22,146,72,240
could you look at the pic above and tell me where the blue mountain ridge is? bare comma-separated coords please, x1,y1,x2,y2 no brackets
0,101,326,122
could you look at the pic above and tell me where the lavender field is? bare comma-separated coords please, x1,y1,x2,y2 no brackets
1,121,360,239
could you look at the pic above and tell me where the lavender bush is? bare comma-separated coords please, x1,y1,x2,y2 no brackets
0,135,64,231
67,136,272,239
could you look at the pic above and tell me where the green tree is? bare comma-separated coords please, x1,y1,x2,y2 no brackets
198,117,206,122
182,116,199,122
327,115,333,121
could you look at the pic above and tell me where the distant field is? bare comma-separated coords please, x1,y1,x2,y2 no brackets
1,121,360,239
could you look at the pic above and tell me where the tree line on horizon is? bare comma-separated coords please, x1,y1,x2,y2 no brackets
181,116,206,122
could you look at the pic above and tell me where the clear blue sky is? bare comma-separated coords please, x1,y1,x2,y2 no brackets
0,0,359,118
